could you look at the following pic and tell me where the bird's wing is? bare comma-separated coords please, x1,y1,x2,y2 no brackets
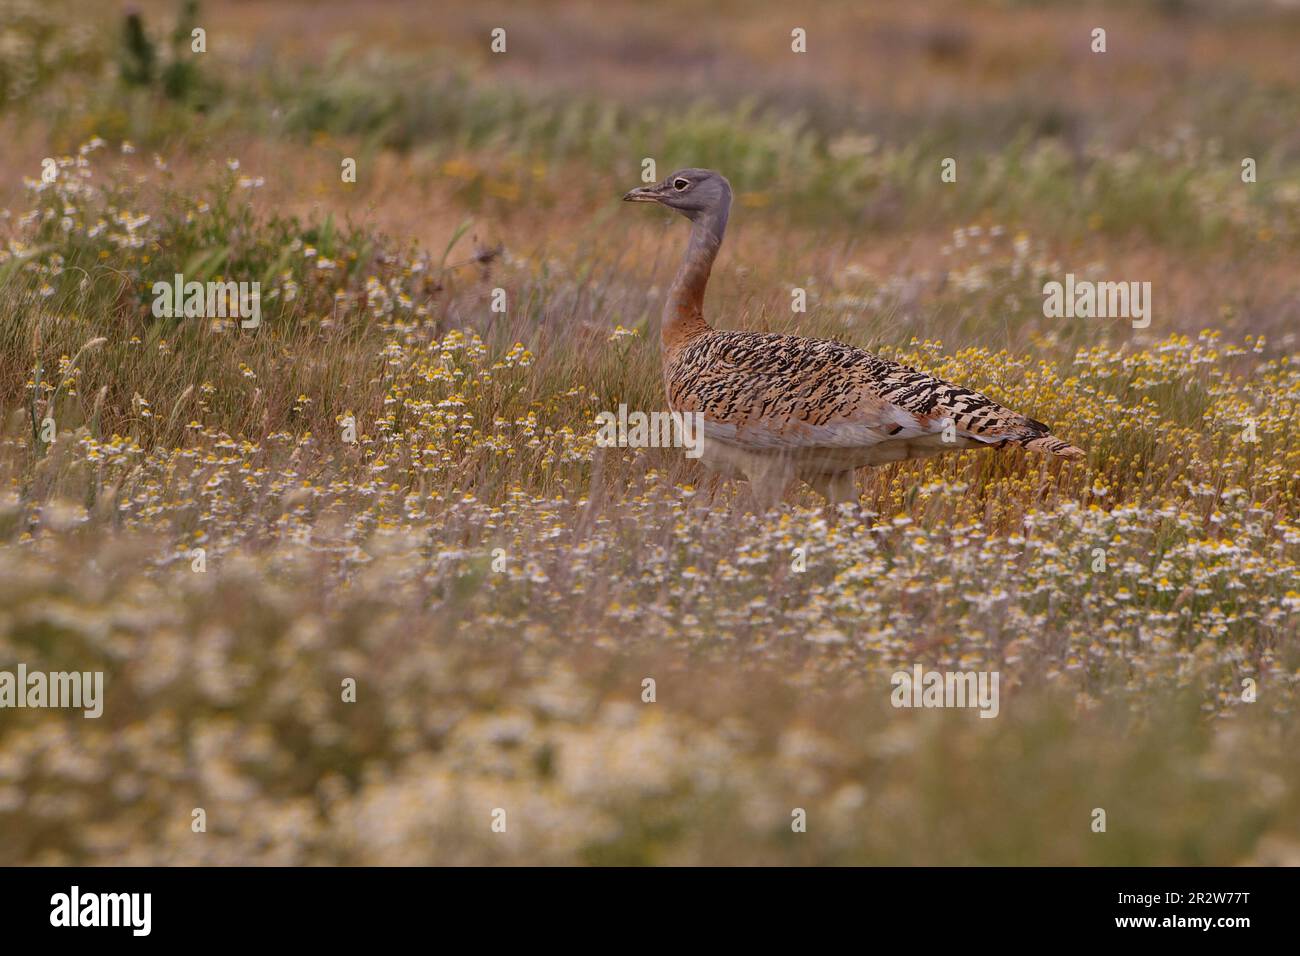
671,331,1084,459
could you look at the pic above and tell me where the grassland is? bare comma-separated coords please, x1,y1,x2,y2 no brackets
0,0,1297,865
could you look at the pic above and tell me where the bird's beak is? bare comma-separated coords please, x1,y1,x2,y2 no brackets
622,184,663,203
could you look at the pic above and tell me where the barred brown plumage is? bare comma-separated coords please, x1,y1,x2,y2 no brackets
624,168,1085,508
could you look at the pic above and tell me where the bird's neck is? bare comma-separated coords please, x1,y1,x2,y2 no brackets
662,207,727,358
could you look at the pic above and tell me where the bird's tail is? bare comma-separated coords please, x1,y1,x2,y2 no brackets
1021,432,1086,461
1002,415,1084,460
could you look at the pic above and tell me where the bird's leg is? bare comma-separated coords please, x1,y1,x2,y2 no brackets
803,470,858,506
745,462,792,512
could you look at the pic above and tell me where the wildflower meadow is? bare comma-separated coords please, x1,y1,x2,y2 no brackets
0,0,1297,869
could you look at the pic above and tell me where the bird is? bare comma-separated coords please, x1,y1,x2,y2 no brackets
623,168,1085,509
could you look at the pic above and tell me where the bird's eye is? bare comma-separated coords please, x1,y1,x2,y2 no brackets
673,178,690,191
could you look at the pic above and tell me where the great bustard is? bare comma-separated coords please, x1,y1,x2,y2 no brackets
624,168,1085,509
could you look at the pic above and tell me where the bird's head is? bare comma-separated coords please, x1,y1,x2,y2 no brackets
623,168,732,222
